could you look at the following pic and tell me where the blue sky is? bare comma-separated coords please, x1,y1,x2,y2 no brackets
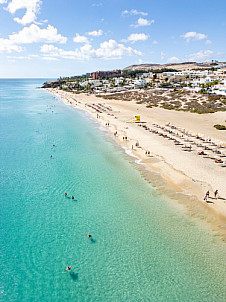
0,0,225,78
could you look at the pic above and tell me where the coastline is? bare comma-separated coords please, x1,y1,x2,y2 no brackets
45,88,226,226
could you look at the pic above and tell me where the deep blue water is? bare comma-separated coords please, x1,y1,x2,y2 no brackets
0,79,225,301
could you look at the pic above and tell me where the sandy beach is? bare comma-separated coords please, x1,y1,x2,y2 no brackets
45,88,226,222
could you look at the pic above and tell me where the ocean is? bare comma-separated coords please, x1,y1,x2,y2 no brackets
0,79,225,301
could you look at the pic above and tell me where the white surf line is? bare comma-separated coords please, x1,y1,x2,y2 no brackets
122,146,145,166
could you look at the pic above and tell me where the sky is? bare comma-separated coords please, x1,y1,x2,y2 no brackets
0,0,225,78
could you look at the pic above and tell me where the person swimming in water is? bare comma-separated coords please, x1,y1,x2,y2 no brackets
87,234,92,238
65,266,73,271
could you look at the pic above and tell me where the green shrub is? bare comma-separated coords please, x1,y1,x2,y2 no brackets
214,124,226,130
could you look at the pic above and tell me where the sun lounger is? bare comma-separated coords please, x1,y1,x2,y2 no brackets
219,163,226,167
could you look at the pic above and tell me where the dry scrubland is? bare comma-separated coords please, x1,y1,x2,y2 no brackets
98,89,226,114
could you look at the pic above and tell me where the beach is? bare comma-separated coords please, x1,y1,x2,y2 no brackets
46,88,226,220
1,79,226,301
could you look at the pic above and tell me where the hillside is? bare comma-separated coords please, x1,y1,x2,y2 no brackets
123,62,226,71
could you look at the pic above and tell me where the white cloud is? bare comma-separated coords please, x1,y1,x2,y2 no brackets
152,40,158,45
42,56,59,61
6,0,42,25
131,17,154,28
167,56,180,63
0,39,23,53
205,39,212,45
87,29,103,37
126,33,148,44
40,44,60,55
0,24,67,53
34,19,48,25
29,54,39,58
7,55,28,59
186,50,214,61
92,2,102,7
73,34,88,43
122,9,148,16
181,31,207,42
9,24,67,44
138,58,144,64
0,0,7,4
6,54,40,60
161,51,166,59
40,39,142,60
95,39,142,59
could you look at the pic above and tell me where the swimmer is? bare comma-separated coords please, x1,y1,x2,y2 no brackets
71,196,74,200
50,155,52,158
65,192,67,197
65,266,73,271
87,234,92,238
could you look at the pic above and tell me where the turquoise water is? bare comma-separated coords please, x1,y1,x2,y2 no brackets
0,79,225,301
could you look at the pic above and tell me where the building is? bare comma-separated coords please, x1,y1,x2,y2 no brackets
91,70,121,79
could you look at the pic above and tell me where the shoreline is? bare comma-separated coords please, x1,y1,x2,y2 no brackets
45,88,226,227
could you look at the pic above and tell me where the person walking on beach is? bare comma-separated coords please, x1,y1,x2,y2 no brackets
214,190,218,199
204,195,208,202
206,191,209,198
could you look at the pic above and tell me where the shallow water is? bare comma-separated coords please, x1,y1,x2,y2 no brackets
0,79,225,301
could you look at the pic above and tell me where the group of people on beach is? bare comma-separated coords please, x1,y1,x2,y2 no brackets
204,190,218,202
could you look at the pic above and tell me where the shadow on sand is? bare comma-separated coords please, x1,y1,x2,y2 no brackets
206,199,214,204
